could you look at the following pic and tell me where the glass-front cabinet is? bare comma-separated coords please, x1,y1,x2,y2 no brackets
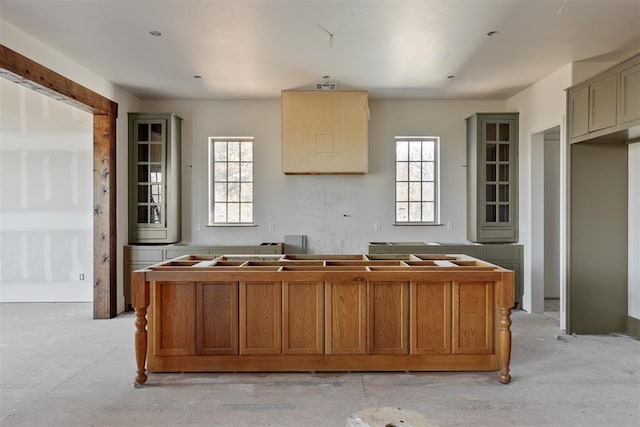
466,113,519,243
128,113,182,244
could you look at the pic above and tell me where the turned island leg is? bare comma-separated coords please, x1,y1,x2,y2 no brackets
497,306,512,384
132,271,150,386
497,271,514,384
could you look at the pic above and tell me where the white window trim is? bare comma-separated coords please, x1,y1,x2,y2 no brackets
394,136,441,225
208,136,255,226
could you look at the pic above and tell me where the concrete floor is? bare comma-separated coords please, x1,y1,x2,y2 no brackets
0,303,638,427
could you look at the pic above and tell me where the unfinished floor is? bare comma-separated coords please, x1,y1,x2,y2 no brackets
0,303,638,426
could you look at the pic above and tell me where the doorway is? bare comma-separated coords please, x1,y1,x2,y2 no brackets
530,124,565,328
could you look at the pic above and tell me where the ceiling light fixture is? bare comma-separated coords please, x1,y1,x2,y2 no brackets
149,30,162,37
487,30,499,37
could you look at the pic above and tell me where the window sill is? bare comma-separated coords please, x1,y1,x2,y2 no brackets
393,223,444,226
207,223,257,227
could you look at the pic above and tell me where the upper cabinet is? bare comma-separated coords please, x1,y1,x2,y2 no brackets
281,90,369,174
567,53,640,143
128,113,182,244
466,113,519,243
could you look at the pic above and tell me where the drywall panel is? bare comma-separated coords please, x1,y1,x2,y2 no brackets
141,98,505,254
0,78,93,302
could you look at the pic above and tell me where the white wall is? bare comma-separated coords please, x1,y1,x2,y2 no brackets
506,63,572,319
1,19,142,312
141,98,505,253
629,142,640,320
0,79,93,301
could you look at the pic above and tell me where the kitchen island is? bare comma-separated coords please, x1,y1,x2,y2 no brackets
132,253,514,385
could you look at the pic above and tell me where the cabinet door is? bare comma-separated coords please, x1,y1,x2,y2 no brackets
368,281,409,354
282,281,324,354
239,281,281,354
325,280,366,354
410,281,452,354
619,62,640,124
589,73,618,132
452,281,494,354
568,85,589,138
197,282,238,355
152,281,196,356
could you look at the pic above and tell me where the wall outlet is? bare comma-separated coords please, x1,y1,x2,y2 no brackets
374,221,381,231
195,223,201,232
446,221,453,231
79,273,85,281
268,222,276,232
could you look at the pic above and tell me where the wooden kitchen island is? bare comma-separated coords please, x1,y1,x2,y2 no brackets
132,254,514,385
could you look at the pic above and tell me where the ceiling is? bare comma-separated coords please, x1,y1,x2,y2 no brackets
1,0,639,100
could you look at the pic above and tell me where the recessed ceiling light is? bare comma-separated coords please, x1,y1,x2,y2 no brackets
487,30,499,37
149,30,162,37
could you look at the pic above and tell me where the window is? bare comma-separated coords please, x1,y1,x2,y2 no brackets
395,136,439,224
208,137,254,225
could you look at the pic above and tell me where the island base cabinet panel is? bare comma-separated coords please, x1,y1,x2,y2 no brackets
197,282,238,355
152,281,195,356
240,282,282,355
282,281,324,354
410,281,452,355
325,281,367,354
367,281,409,355
453,282,494,354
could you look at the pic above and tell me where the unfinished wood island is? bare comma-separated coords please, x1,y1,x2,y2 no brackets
132,254,514,385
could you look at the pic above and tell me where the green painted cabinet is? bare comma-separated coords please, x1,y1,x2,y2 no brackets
466,113,519,243
128,113,182,244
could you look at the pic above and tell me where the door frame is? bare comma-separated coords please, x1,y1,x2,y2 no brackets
1,45,118,318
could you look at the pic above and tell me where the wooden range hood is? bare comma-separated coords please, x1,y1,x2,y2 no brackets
281,90,369,175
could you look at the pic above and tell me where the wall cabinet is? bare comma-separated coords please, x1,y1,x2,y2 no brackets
281,90,369,174
128,113,182,244
466,113,519,243
567,53,640,143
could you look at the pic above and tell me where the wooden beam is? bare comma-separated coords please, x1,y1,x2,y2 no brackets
1,44,118,318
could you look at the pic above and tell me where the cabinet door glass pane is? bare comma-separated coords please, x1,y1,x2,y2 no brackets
137,185,148,203
486,184,496,202
499,205,509,222
486,205,496,222
150,165,162,183
499,184,509,202
150,144,162,162
137,206,148,223
486,164,496,182
150,123,162,141
499,164,509,182
150,205,161,223
486,143,497,161
138,165,149,182
486,123,496,141
137,124,149,141
138,144,149,161
499,123,510,141
151,185,162,203
499,144,509,161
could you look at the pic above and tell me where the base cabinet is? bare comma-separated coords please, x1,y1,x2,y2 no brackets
325,281,367,354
